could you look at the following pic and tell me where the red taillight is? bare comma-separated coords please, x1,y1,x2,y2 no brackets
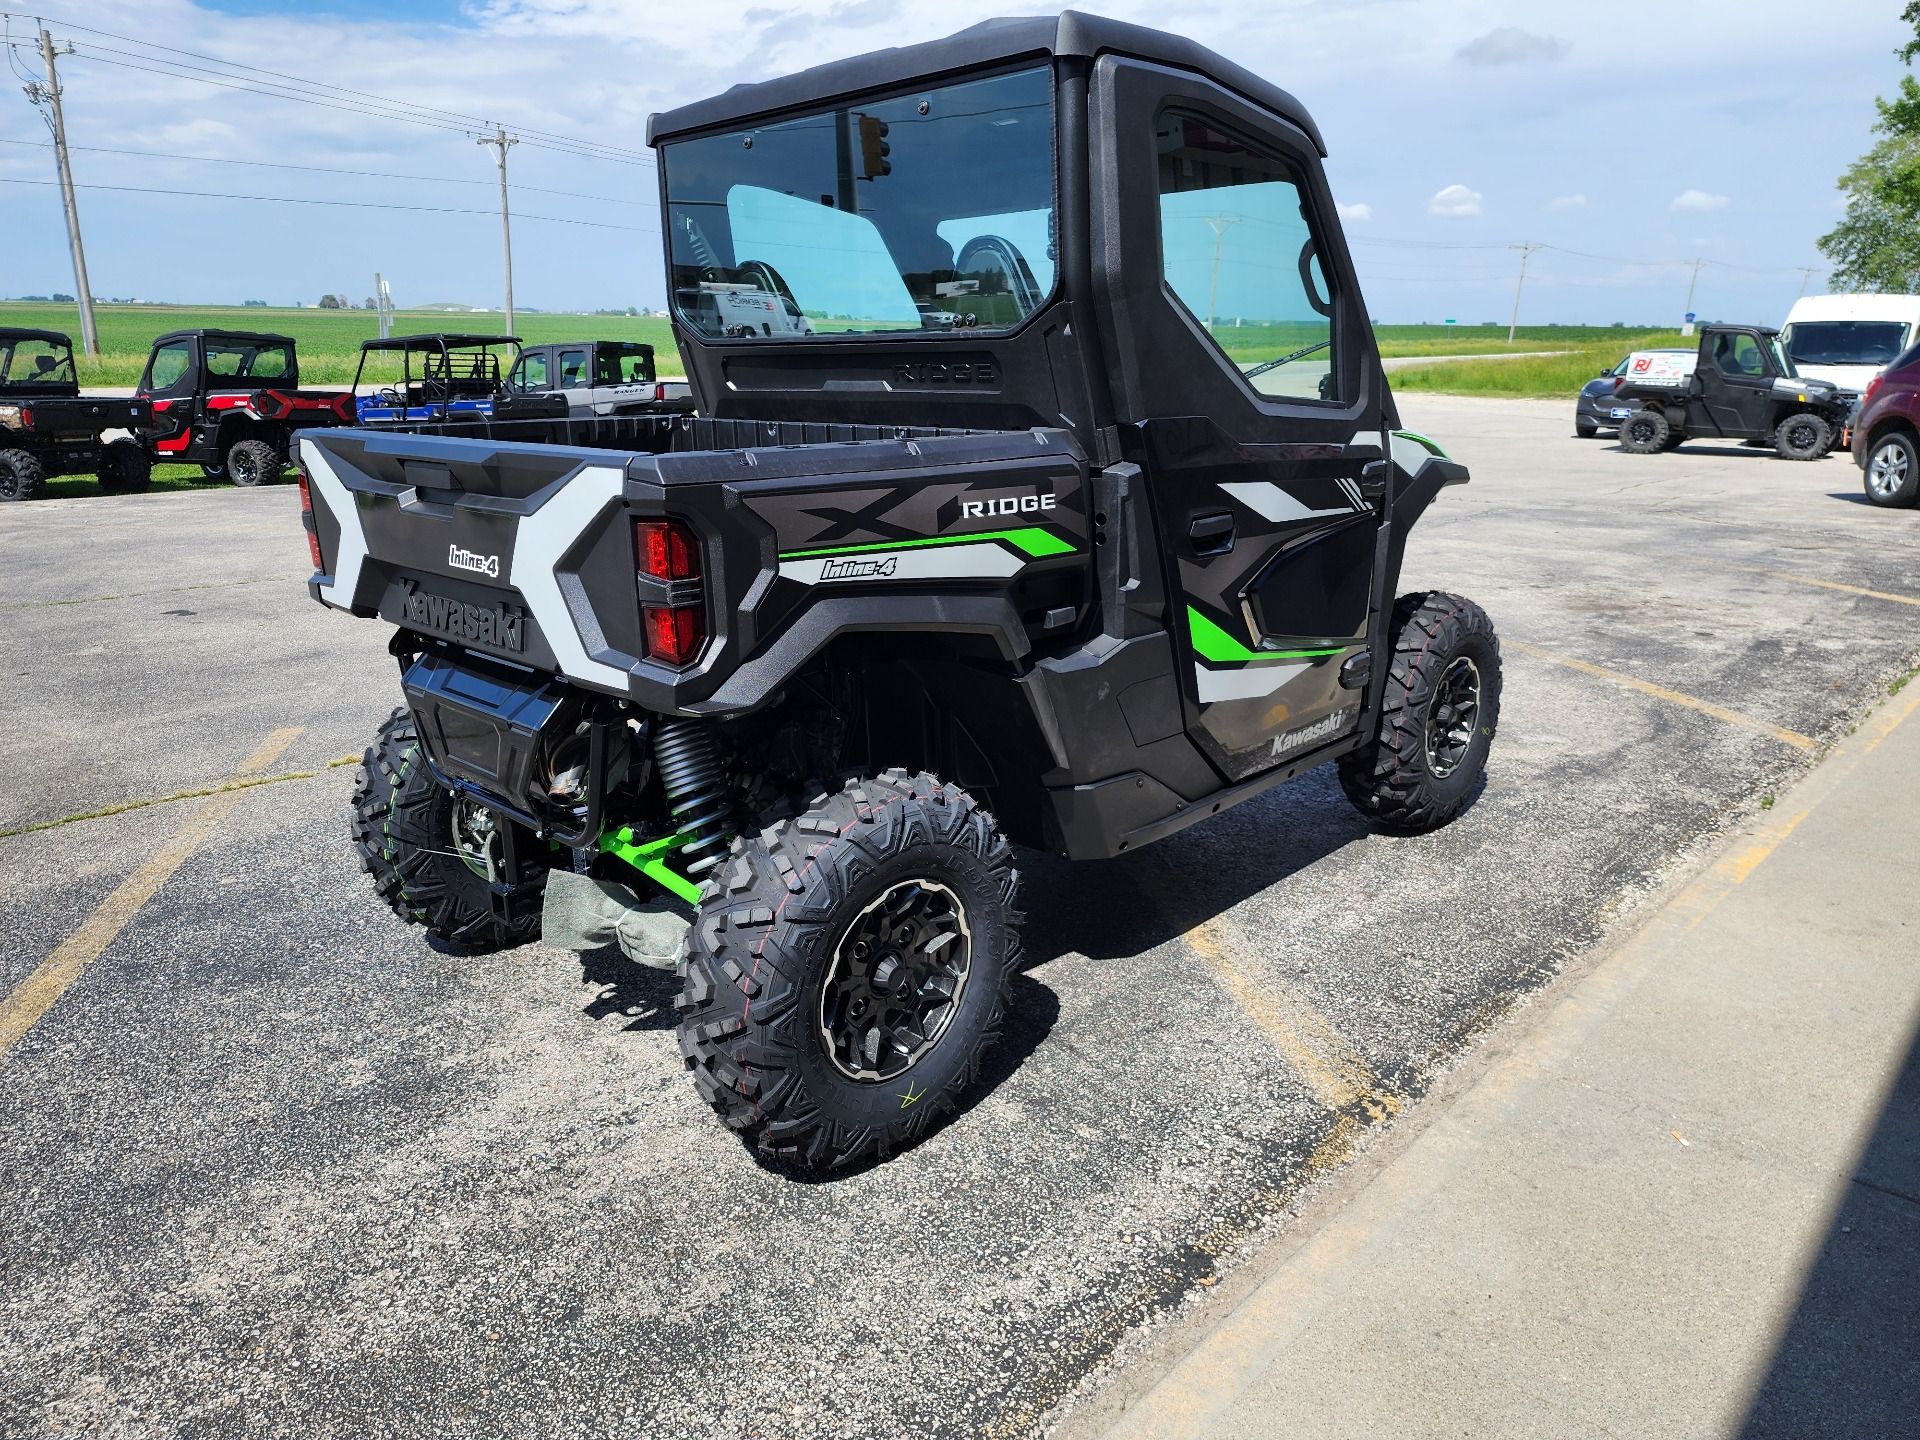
332,393,356,422
1610,376,1625,393
636,518,699,581
1862,375,1885,411
653,383,667,402
296,467,323,571
643,603,704,665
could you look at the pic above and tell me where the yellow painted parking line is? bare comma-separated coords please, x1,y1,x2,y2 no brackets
0,727,301,1062
1507,639,1819,752
1183,919,1400,1123
1699,560,1920,609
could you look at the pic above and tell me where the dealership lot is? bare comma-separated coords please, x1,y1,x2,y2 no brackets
2,396,1915,1439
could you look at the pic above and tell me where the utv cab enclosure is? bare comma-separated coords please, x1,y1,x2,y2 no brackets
136,329,353,486
0,328,151,500
300,12,1502,1169
1612,324,1856,461
508,340,694,416
352,333,568,426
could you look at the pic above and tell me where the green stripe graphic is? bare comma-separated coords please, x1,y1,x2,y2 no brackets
1187,606,1346,664
780,526,1075,561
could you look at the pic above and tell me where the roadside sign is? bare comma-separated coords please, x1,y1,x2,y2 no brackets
1684,311,1696,323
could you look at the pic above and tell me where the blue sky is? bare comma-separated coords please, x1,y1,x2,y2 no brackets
0,0,1909,324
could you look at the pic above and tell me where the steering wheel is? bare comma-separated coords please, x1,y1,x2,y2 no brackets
377,386,406,408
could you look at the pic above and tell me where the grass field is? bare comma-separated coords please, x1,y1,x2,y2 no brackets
4,300,1675,389
1390,330,1694,399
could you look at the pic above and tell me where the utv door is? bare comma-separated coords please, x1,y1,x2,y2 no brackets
1089,57,1387,781
1696,330,1775,439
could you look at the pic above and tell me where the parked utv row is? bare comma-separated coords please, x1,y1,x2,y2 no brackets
0,326,687,500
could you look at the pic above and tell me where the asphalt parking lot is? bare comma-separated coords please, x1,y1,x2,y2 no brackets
2,397,1916,1440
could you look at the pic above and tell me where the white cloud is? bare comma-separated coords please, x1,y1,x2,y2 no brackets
1455,27,1568,66
1336,201,1372,223
1671,189,1731,212
1548,193,1588,211
1428,184,1483,219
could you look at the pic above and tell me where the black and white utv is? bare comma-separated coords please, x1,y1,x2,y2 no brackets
300,13,1502,1169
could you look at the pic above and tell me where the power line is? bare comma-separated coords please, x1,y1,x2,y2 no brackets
0,134,656,207
3,9,656,164
0,175,648,229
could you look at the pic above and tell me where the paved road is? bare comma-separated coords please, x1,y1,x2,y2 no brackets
1,401,1914,1438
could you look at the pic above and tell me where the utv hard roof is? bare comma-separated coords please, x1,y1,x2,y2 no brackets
646,10,1325,156
0,327,73,345
360,333,518,350
151,328,296,347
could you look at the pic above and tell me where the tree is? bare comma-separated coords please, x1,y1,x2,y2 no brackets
1820,17,1920,289
317,293,344,309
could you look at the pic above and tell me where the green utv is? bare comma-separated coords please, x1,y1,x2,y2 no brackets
298,13,1502,1169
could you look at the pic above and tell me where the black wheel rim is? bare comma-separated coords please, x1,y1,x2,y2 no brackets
1425,655,1482,779
1627,417,1653,445
0,468,15,499
450,797,504,880
232,452,256,484
819,879,972,1083
1786,422,1813,451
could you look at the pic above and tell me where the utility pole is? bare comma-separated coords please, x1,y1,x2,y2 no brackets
25,26,98,357
1203,214,1242,333
1682,257,1705,325
374,272,393,338
476,127,518,334
1794,266,1817,300
1506,241,1539,342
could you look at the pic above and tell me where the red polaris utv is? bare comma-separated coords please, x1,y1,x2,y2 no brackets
135,329,354,485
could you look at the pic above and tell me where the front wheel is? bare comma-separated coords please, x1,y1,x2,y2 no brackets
1339,592,1502,834
1863,430,1920,508
676,770,1020,1170
1774,412,1832,463
351,706,549,950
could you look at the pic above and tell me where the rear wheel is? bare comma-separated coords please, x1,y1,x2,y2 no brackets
226,438,284,487
1863,430,1920,508
1617,409,1670,455
1774,412,1831,463
97,439,151,494
676,770,1019,1170
0,448,45,501
351,706,549,951
1575,418,1599,439
1339,592,1502,834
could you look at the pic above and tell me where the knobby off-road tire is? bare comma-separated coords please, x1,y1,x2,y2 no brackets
351,705,548,951
1617,409,1670,455
1773,412,1831,463
0,448,46,501
1863,429,1920,508
226,438,284,487
1339,592,1502,835
97,438,151,494
676,769,1021,1170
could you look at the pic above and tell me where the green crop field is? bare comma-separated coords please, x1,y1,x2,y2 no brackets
0,302,678,387
4,300,1674,390
1390,330,1694,399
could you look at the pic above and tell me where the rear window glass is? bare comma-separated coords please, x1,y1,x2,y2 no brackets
204,341,293,381
1,337,75,384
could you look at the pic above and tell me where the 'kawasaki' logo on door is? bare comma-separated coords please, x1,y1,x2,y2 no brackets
403,589,525,652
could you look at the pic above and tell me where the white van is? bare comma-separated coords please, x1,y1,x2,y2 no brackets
1781,294,1920,391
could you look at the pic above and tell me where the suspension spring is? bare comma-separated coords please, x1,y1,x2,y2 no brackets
651,718,734,874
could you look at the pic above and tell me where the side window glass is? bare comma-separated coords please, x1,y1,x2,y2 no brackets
1156,110,1340,404
520,353,550,390
147,343,193,394
558,349,588,388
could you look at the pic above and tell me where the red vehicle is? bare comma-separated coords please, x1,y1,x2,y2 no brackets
1854,341,1920,508
135,329,354,485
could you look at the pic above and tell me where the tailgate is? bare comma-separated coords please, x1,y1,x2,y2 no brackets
299,429,645,697
28,397,151,435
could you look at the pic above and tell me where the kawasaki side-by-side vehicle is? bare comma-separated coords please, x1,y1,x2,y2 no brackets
135,329,355,486
1610,324,1856,460
351,333,570,426
299,13,1503,1169
0,328,151,500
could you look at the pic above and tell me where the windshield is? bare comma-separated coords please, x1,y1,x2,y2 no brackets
1770,335,1795,377
1783,320,1909,368
0,336,76,385
662,66,1055,340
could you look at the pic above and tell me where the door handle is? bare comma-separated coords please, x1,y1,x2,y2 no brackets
1358,458,1391,497
1188,511,1236,556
